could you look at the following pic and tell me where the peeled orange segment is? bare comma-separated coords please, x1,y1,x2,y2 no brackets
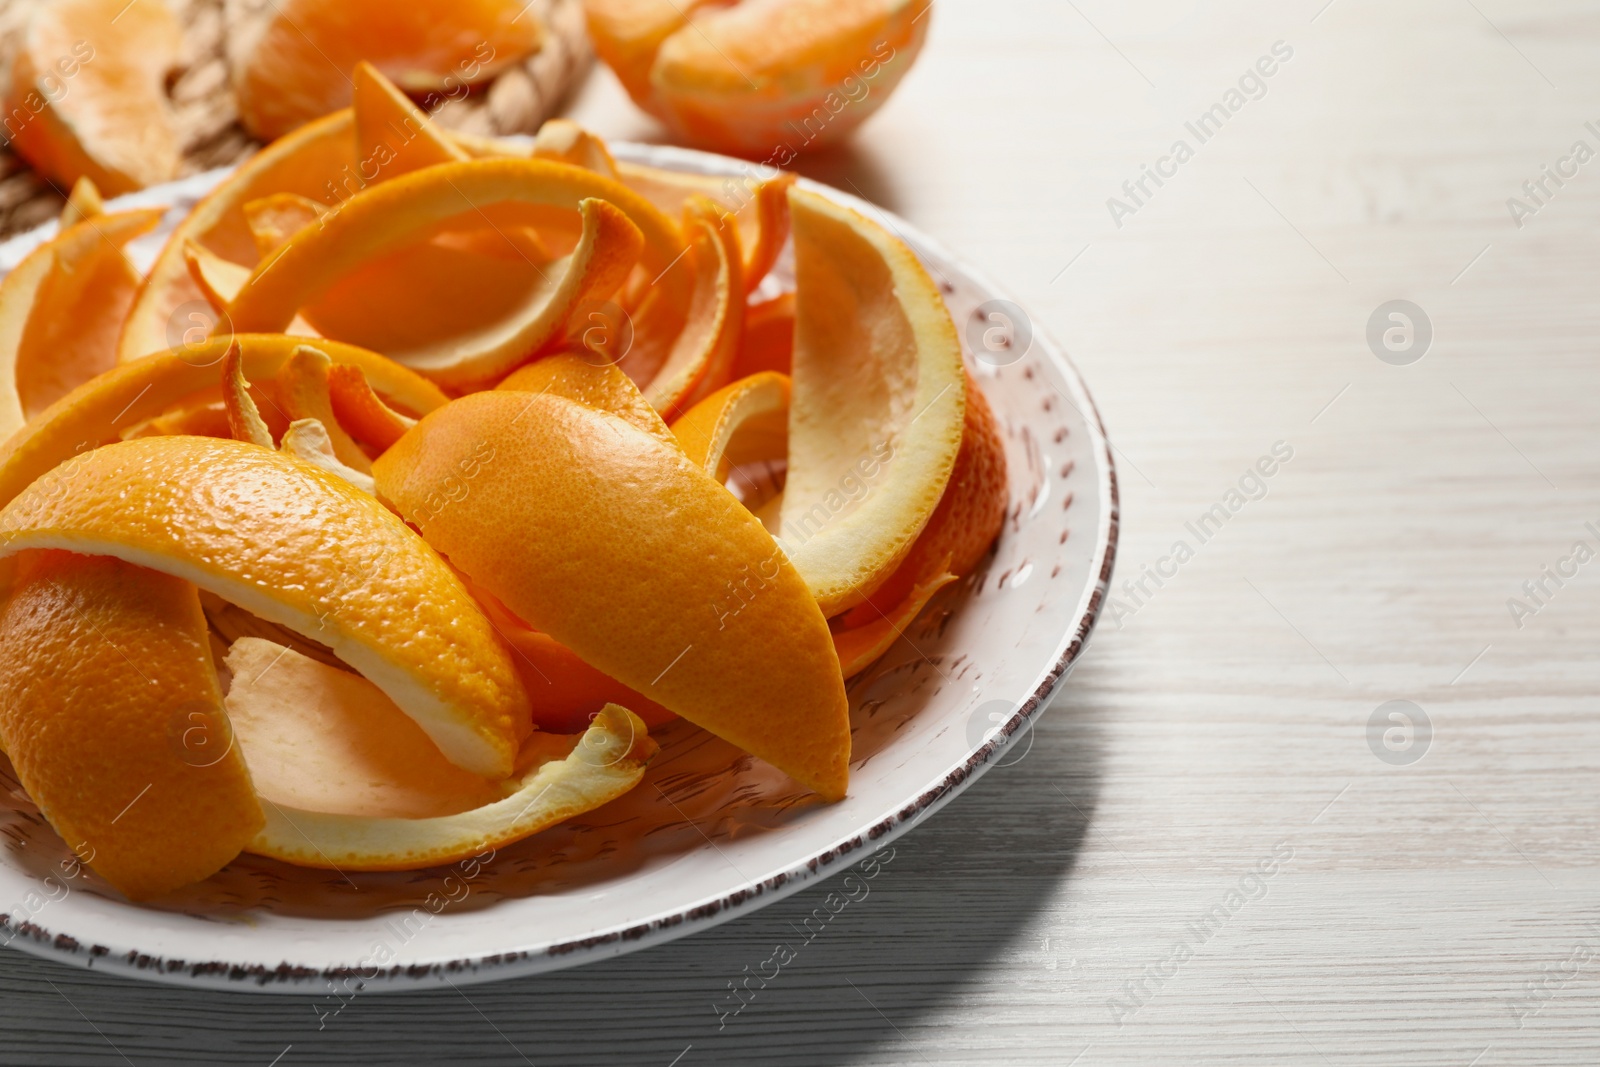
352,61,469,181
622,198,743,419
833,568,956,678
223,159,677,389
229,0,544,142
373,391,851,800
5,0,182,194
584,0,710,112
328,365,415,452
498,353,676,449
0,207,165,443
183,240,253,310
59,177,105,228
645,0,930,156
532,119,621,178
615,162,794,291
779,186,965,616
0,550,264,901
0,434,529,778
243,194,326,258
843,369,1008,621
671,371,790,484
275,346,373,472
0,335,447,513
117,109,359,362
734,290,796,378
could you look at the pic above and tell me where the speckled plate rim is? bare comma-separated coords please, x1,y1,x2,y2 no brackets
0,142,1118,992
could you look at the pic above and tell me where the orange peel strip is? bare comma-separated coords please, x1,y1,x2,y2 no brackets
183,239,252,310
117,108,358,363
352,61,468,181
225,637,655,871
327,364,415,453
626,197,743,419
0,435,531,778
0,207,165,442
832,569,958,678
670,371,790,485
225,159,672,389
221,342,274,448
0,334,447,517
497,352,676,449
614,161,793,291
279,419,378,493
0,549,264,900
276,345,373,472
373,391,850,800
778,187,966,616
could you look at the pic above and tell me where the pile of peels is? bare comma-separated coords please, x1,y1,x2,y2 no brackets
0,63,1004,900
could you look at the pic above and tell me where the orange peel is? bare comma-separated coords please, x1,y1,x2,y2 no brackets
373,391,851,800
226,636,655,871
778,186,965,615
498,351,677,448
351,60,469,181
0,207,165,443
0,435,531,778
0,334,447,513
275,345,373,472
243,194,327,258
59,177,105,228
327,364,416,452
0,550,264,900
223,160,673,389
118,109,359,362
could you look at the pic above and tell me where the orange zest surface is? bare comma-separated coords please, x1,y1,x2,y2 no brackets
0,549,263,900
374,391,851,799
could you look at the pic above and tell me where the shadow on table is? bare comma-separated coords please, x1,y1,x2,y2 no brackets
0,684,1108,1067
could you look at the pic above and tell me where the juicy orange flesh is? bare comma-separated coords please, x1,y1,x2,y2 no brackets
233,0,542,141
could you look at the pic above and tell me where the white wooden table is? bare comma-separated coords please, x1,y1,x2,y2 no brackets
4,1,1599,1063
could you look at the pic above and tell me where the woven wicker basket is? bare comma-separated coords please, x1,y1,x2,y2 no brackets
0,0,592,237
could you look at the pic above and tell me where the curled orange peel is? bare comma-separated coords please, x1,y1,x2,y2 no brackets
0,435,531,779
352,60,469,182
221,342,274,448
275,345,374,473
118,108,360,362
0,334,448,515
223,161,669,389
0,550,265,900
373,391,851,800
0,206,165,443
328,364,416,452
624,196,743,419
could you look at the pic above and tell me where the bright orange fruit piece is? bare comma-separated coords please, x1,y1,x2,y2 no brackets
586,0,929,157
5,0,182,194
231,0,543,141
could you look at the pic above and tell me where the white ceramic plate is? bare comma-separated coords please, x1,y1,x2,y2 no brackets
0,143,1117,992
